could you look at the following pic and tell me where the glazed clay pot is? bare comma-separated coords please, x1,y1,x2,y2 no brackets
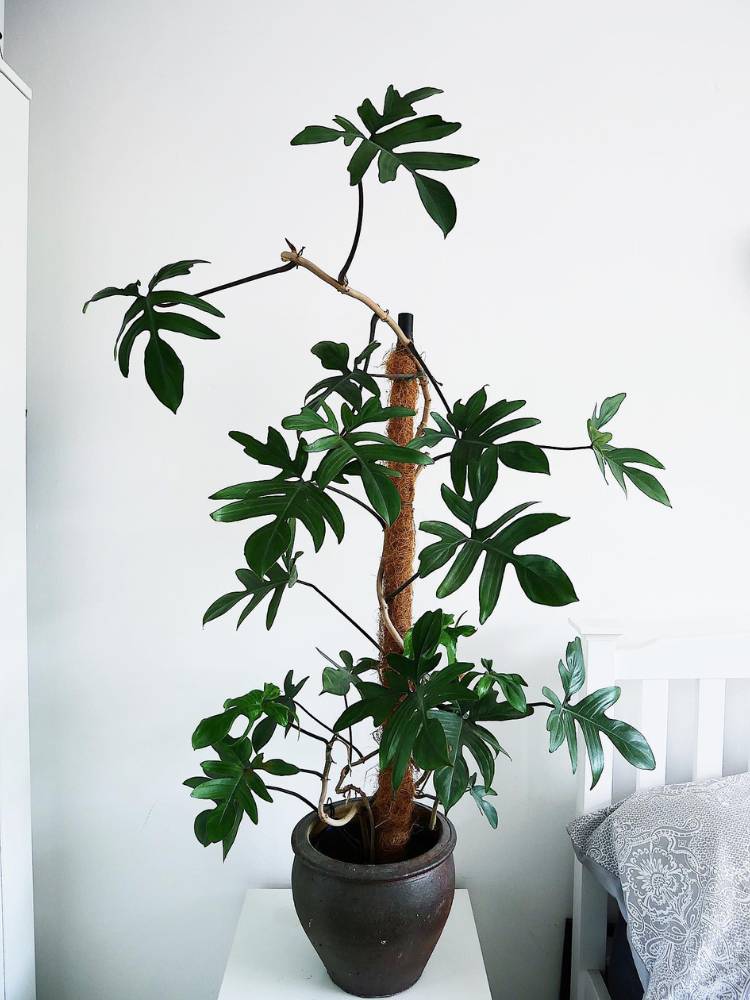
291,802,456,998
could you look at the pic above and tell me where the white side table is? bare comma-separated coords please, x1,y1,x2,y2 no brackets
218,888,491,999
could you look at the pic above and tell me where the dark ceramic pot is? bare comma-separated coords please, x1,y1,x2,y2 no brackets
291,802,456,998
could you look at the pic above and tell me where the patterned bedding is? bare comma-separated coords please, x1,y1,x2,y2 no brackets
568,773,750,1000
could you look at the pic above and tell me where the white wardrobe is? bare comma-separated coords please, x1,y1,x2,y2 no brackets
0,54,36,1000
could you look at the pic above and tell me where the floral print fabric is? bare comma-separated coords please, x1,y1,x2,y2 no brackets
568,773,750,1000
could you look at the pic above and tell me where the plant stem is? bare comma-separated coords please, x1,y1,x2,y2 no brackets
296,702,364,758
376,562,404,651
293,724,332,746
337,182,364,285
318,739,358,828
298,580,381,651
527,701,555,710
362,315,378,373
407,342,450,412
197,261,295,298
344,693,354,774
278,248,433,435
428,796,439,830
538,444,593,452
347,747,379,769
326,485,386,529
385,570,420,603
265,785,317,813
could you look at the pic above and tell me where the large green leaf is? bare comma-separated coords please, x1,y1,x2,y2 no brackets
203,535,301,631
558,637,585,699
474,660,528,713
291,85,479,235
432,709,506,804
211,477,344,575
319,649,378,696
83,260,222,411
434,755,469,811
191,682,291,751
587,394,670,507
224,426,308,478
419,506,577,623
144,333,184,413
415,389,542,494
469,777,498,829
305,339,381,411
544,638,655,788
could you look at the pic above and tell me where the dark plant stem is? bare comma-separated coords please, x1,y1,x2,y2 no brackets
294,724,329,745
326,485,386,529
539,444,593,452
296,767,325,779
363,314,378,372
527,701,555,710
407,343,450,412
197,261,295,298
344,693,354,771
385,570,420,603
428,796,439,830
337,182,364,284
348,747,379,768
298,580,380,651
266,785,317,813
296,702,364,758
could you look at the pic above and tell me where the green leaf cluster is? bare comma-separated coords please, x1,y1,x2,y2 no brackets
543,638,655,788
419,457,577,622
210,429,343,575
185,672,307,856
202,532,300,631
306,339,381,411
333,610,474,788
403,611,476,664
83,260,220,412
283,396,433,524
329,610,520,818
469,776,498,829
416,388,546,494
587,394,670,506
322,623,657,831
205,340,432,631
431,709,507,813
319,649,379,696
291,85,479,236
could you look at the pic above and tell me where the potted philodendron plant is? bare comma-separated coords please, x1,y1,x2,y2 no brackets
84,86,670,998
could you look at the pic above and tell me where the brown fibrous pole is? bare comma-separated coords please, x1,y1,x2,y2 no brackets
371,330,421,858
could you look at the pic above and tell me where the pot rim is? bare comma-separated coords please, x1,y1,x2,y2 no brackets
290,800,457,883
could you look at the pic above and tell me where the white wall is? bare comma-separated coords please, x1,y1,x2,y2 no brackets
0,56,35,1000
7,2,750,998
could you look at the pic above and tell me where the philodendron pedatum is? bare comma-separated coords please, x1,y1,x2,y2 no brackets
84,85,669,862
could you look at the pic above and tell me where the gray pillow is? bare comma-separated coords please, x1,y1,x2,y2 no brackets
568,773,750,1000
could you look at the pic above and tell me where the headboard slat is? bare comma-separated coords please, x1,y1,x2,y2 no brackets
693,678,726,780
636,678,669,790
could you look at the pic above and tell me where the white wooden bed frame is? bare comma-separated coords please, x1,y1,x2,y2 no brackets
570,621,750,1000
